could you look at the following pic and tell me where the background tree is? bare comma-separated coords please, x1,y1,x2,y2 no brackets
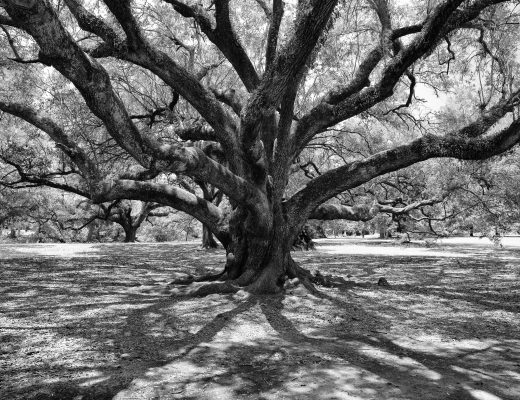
1,0,520,295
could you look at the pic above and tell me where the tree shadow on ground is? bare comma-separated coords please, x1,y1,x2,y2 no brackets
258,294,519,399
1,239,519,399
0,243,228,399
110,289,519,400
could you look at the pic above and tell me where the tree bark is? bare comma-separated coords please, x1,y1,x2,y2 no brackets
123,226,138,243
86,220,99,242
202,224,219,248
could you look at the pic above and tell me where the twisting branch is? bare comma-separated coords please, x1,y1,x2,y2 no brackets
440,36,456,74
288,112,520,232
384,71,416,115
299,161,322,179
265,0,283,71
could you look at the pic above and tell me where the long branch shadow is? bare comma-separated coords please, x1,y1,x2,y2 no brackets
258,295,519,400
2,240,519,399
1,294,255,400
0,244,230,400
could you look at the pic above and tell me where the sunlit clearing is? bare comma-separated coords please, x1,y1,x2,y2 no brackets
464,387,503,400
317,242,471,258
9,243,100,258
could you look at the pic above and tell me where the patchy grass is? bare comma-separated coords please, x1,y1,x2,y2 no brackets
0,238,519,400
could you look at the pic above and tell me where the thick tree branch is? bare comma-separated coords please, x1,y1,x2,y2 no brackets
4,1,152,166
146,145,266,215
63,0,120,46
265,0,283,71
309,203,380,221
210,87,244,116
101,0,143,50
459,90,520,138
93,179,231,246
309,198,442,222
287,117,520,231
378,198,441,215
66,0,239,158
242,0,338,129
241,0,338,184
175,124,218,142
118,168,161,181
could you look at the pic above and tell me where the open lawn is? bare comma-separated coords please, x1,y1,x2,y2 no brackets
0,238,519,400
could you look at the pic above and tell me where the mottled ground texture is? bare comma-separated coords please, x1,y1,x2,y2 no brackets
0,237,519,400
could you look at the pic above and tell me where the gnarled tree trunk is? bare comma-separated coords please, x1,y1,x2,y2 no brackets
181,199,318,295
123,225,137,243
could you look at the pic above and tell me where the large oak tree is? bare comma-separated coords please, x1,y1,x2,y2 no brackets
1,0,520,294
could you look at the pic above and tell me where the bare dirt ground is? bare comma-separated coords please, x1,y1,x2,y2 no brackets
0,237,519,400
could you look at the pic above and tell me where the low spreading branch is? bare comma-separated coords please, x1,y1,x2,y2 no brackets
92,179,231,246
288,116,520,230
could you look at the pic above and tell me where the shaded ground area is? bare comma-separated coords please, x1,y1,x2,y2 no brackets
0,238,519,400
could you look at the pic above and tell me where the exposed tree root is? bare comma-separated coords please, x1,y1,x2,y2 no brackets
286,258,365,293
287,259,323,297
312,270,360,289
170,270,226,285
168,258,367,298
187,281,240,297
